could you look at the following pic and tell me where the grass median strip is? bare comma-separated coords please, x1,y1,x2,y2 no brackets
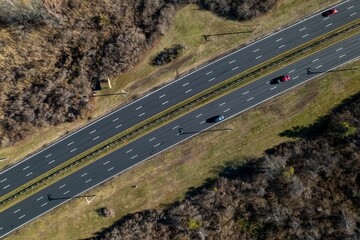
1,18,360,212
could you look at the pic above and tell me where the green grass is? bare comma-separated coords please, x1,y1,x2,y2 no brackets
0,0,341,171
7,58,360,239
3,0,354,211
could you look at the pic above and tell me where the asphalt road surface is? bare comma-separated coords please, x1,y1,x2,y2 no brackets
0,0,358,198
1,28,359,238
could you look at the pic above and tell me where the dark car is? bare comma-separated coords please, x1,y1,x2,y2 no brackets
206,115,225,123
270,75,291,84
322,9,338,17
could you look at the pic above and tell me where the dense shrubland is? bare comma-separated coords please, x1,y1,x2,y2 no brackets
0,0,277,146
91,92,360,239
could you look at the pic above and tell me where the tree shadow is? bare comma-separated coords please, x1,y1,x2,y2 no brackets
279,92,360,139
85,156,260,240
86,92,360,240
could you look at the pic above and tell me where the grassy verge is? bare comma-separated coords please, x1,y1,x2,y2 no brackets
3,15,358,212
7,56,360,239
0,0,341,171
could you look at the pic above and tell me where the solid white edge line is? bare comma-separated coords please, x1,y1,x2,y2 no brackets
0,0,355,236
2,51,355,236
0,0,350,177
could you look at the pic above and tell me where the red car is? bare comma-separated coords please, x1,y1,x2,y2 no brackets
279,75,291,82
322,9,338,17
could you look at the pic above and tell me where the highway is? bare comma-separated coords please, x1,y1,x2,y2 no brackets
0,0,359,197
1,29,359,238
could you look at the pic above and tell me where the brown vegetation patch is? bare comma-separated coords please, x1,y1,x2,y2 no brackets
0,0,277,147
91,92,360,240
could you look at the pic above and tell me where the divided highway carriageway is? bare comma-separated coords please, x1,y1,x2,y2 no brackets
0,0,359,237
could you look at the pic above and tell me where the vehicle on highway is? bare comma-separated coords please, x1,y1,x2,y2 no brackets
322,9,338,17
270,75,291,84
206,115,225,123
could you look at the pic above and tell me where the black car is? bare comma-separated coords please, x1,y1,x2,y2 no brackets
206,115,225,123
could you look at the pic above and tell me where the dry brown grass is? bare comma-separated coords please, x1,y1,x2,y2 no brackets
7,57,360,239
0,0,340,170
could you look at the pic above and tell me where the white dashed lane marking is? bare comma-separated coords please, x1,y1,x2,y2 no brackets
255,55,262,59
149,137,156,141
112,118,119,122
299,27,306,31
19,215,26,219
278,45,285,49
247,97,254,101
208,78,215,82
276,38,283,42
325,23,333,28
232,66,239,70
196,114,203,118
312,58,319,62
302,34,309,38
159,94,166,98
293,76,299,79
348,6,354,9
14,209,21,214
219,102,225,106
81,173,87,177
229,60,236,64
289,69,295,73
242,91,249,95
131,155,138,159
36,196,43,201
224,108,230,113
48,160,55,164
162,101,168,105
93,136,99,141
271,86,277,90
323,17,329,21
182,82,189,87
138,112,145,117
336,47,343,51
115,124,122,129
135,106,142,110
154,143,161,148
3,185,10,189
0,178,7,183
23,166,29,171
172,125,179,129
89,130,96,134
85,179,92,183
107,167,114,171
26,172,32,177
253,48,260,53
126,149,133,154
185,89,192,94
70,148,77,153
103,161,110,165
200,121,205,124
316,65,323,69
41,203,48,207
67,142,74,146
63,190,70,195
59,184,66,189
206,71,212,75
350,12,357,16
339,54,346,58
45,154,52,158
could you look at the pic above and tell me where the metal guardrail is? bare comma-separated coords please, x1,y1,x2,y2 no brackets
1,19,360,210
